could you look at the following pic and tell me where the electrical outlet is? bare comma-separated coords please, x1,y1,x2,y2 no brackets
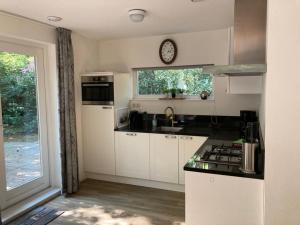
131,103,141,109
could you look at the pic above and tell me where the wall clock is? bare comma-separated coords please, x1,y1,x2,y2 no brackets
159,39,177,64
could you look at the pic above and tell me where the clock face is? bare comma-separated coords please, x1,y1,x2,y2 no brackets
159,39,177,64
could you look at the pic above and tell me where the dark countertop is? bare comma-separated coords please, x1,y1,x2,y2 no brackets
115,125,240,140
115,115,264,180
184,139,264,180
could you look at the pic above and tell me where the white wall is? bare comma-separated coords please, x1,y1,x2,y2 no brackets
72,33,100,181
264,1,300,225
98,28,260,116
0,12,56,44
259,75,266,138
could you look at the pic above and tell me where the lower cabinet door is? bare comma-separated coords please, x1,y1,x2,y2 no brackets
150,134,179,183
185,171,264,225
179,136,207,184
115,132,150,179
82,105,115,175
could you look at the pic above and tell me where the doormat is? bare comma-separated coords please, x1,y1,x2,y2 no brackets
8,206,64,225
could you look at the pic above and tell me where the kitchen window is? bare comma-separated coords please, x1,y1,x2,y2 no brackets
133,66,214,99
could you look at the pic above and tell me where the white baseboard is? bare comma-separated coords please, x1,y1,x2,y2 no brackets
85,172,185,193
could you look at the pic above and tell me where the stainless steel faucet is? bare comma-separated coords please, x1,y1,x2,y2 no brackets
164,106,176,127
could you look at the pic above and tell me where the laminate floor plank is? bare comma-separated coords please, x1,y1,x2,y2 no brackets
46,179,185,225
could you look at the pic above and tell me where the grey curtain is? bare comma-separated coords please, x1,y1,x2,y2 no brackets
57,27,79,195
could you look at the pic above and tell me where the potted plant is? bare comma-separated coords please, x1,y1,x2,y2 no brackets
170,88,177,98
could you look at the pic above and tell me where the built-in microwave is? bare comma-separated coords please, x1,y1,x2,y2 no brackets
81,75,114,105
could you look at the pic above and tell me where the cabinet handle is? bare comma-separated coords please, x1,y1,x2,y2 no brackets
126,133,137,136
165,135,177,139
102,106,112,109
180,136,194,140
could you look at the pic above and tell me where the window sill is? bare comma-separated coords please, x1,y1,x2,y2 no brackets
132,97,215,102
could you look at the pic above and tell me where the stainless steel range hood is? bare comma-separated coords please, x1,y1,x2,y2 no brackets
203,0,267,76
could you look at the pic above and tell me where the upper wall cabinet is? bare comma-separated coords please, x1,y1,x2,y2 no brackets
226,76,263,94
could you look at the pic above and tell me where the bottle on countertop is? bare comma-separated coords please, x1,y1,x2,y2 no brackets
142,112,149,130
152,114,157,129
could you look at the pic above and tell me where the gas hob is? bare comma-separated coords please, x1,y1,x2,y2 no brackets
196,144,242,166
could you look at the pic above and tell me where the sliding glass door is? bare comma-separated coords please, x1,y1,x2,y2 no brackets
0,41,50,208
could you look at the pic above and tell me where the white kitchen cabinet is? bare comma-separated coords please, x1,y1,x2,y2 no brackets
178,136,207,184
150,133,179,183
227,76,262,94
115,131,150,179
185,171,264,225
82,105,115,175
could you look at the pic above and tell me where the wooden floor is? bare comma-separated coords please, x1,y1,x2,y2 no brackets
46,179,185,225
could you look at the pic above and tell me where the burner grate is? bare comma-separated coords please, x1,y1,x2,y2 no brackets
196,144,242,166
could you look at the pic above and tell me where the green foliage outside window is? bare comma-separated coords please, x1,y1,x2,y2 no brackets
0,52,38,136
137,67,213,96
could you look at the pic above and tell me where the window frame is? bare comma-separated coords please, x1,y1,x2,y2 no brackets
132,65,215,101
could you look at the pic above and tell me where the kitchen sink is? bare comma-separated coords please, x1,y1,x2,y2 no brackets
157,126,183,133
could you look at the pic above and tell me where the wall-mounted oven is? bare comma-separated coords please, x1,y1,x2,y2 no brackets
81,75,114,105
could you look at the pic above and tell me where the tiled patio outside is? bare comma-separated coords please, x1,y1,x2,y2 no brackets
4,136,41,190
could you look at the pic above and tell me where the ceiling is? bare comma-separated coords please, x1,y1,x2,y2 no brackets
0,0,234,40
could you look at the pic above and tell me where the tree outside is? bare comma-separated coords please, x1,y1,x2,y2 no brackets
0,52,41,190
0,52,38,137
137,67,213,96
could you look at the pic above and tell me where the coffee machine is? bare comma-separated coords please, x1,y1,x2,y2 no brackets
129,111,143,130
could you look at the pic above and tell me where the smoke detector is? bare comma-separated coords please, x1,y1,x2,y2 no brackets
47,16,62,22
128,9,146,23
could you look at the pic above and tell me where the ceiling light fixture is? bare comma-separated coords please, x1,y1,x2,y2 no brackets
128,9,146,23
47,16,62,22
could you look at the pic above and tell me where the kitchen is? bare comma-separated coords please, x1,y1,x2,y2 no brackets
0,0,299,225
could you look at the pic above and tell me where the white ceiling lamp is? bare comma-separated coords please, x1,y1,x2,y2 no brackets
47,16,62,22
128,9,146,23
